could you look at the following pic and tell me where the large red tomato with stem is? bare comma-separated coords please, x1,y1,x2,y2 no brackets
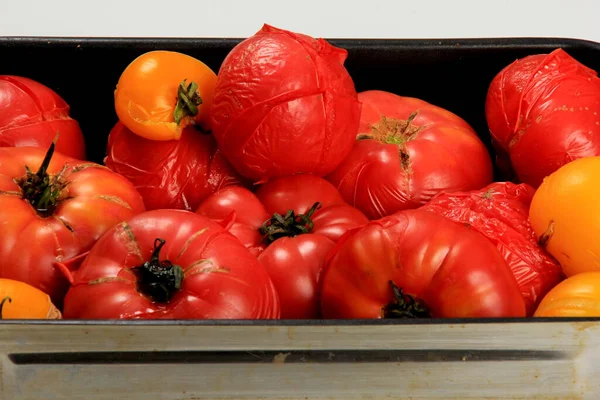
486,48,600,188
0,76,86,159
210,24,362,182
320,209,526,319
196,174,368,319
105,122,246,211
0,139,145,305
61,210,280,320
422,182,564,316
327,90,493,220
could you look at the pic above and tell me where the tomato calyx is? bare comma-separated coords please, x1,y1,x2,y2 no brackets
381,281,430,319
16,135,68,217
0,297,11,319
359,111,422,145
259,202,322,245
173,79,203,126
131,238,184,303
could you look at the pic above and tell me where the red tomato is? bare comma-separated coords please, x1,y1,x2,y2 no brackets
486,48,600,188
422,182,564,316
196,175,368,319
327,90,493,220
62,210,280,319
0,141,145,305
0,76,86,160
210,24,362,182
320,209,526,319
104,122,246,211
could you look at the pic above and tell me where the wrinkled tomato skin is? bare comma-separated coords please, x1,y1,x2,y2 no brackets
320,209,526,319
196,175,367,318
0,76,86,159
105,122,246,211
328,91,493,220
62,210,280,320
486,49,600,188
0,146,145,305
210,24,361,182
534,272,600,317
422,182,564,316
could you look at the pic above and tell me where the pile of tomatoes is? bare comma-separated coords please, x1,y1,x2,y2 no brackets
1,24,600,320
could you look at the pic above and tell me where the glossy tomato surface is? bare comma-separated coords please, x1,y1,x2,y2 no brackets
327,90,493,220
105,122,245,211
115,51,217,141
211,24,362,182
534,272,600,317
423,182,564,316
0,76,85,159
196,175,368,319
0,146,145,305
63,210,280,319
530,156,600,277
320,209,526,319
486,48,600,187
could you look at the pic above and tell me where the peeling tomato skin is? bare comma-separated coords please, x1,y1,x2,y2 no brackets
210,24,362,182
486,49,600,188
327,90,493,220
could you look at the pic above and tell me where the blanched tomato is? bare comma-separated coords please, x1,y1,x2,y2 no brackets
534,272,600,317
197,175,368,319
320,209,526,319
327,90,493,220
114,51,217,141
62,210,280,320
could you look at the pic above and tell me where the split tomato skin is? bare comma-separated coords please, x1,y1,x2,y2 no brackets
114,50,218,141
534,272,600,317
423,182,564,316
0,278,61,319
320,209,526,319
486,48,600,188
105,122,246,211
62,210,280,320
210,24,362,182
0,146,145,305
327,90,493,220
0,76,85,159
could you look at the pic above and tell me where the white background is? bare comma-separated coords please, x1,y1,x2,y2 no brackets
0,0,599,42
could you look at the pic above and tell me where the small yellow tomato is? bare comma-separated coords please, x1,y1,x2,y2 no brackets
534,272,600,317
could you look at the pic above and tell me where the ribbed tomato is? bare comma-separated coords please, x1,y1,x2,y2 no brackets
486,48,600,187
0,141,145,305
534,272,600,317
210,24,362,182
105,122,246,211
0,76,85,159
62,210,280,320
320,209,526,319
197,175,368,319
422,182,564,316
327,90,493,220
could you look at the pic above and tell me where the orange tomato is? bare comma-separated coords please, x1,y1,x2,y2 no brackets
0,279,61,319
529,156,600,277
114,50,217,141
534,272,600,317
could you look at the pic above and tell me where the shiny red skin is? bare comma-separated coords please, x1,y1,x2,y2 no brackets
486,49,600,188
0,146,145,305
320,209,527,319
210,24,362,182
0,76,86,159
327,90,494,220
196,175,368,319
104,122,246,211
422,182,564,316
62,210,280,320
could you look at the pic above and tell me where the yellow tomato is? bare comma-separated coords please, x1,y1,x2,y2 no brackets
529,156,600,277
114,50,217,141
0,279,61,319
534,272,600,317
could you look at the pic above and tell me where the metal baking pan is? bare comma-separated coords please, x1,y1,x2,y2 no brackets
1,36,599,400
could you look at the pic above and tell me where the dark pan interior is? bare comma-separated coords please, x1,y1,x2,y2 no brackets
1,36,600,325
